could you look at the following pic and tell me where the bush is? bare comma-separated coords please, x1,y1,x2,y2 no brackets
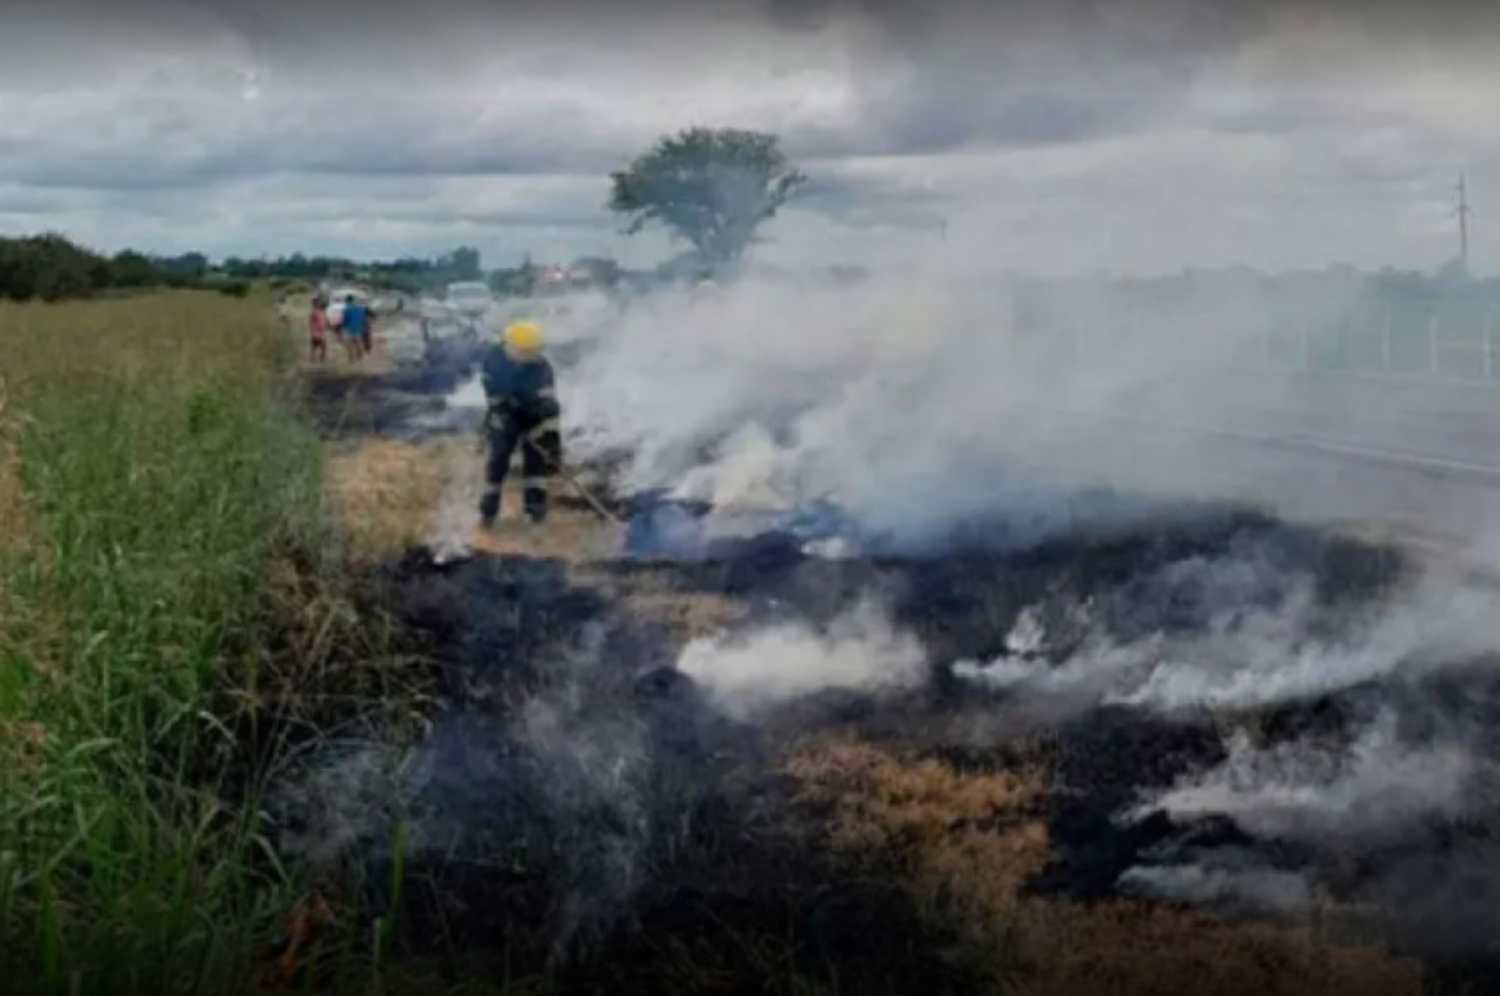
0,234,174,302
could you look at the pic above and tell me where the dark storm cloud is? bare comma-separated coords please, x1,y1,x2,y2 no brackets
798,169,942,210
16,0,1479,200
7,0,1500,270
792,167,956,231
756,0,1273,159
0,89,628,193
328,206,608,229
794,90,1172,160
20,0,1266,172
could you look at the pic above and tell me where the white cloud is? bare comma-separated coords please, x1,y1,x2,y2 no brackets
0,0,1497,272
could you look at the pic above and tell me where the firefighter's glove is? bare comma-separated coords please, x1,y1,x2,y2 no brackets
525,418,563,468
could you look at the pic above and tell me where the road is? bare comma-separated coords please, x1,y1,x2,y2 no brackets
1178,372,1500,469
1024,372,1500,565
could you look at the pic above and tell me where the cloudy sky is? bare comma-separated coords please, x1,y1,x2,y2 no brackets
3,0,1500,275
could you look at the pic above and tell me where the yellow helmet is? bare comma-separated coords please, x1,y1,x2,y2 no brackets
500,319,544,358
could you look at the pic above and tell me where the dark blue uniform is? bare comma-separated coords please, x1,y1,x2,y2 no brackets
478,343,561,525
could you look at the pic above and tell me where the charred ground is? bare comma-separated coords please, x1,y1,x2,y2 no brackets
279,363,1500,995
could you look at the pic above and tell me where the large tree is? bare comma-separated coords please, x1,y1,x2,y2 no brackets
608,126,808,268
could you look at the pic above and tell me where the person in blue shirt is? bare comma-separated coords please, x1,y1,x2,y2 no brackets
340,295,372,360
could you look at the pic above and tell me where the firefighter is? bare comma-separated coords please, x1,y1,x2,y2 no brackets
477,319,561,530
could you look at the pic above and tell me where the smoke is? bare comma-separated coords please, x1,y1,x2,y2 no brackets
1118,854,1314,917
953,558,1500,716
1126,713,1475,845
676,597,927,719
412,244,1500,956
534,249,1490,560
396,3,1500,560
267,605,667,955
515,686,654,951
1113,709,1487,927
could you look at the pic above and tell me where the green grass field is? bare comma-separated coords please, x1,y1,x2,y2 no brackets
0,290,419,996
0,290,1438,996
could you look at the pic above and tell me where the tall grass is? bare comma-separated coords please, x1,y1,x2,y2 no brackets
0,291,337,995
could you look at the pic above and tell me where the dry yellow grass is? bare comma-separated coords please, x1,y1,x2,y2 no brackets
601,584,749,640
302,351,396,378
787,741,1426,996
789,741,1050,916
0,379,34,552
324,436,624,563
323,436,749,645
0,427,28,552
324,438,469,560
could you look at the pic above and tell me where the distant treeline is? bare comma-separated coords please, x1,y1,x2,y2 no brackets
0,235,501,303
0,234,266,302
0,233,636,303
8,228,1500,320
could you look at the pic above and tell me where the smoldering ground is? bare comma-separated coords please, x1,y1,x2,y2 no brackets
287,393,1500,983
274,246,1500,990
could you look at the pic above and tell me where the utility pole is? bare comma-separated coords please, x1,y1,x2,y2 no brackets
1455,173,1474,272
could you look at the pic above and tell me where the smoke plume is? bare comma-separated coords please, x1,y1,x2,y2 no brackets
1126,712,1475,844
675,598,927,719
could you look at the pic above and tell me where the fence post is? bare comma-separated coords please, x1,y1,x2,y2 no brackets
1487,313,1494,380
1381,310,1392,372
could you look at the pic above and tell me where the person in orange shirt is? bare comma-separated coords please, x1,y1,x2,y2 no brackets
308,299,329,363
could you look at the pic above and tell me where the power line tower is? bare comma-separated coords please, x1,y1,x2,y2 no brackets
1454,173,1474,272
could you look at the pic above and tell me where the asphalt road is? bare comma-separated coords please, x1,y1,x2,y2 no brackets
1186,372,1500,470
1029,371,1500,562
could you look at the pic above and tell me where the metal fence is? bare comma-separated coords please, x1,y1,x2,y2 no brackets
1258,309,1500,382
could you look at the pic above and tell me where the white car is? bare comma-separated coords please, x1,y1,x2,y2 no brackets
444,281,495,321
323,286,370,327
418,296,451,322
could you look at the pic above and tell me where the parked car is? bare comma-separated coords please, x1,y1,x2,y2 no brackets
322,286,370,327
444,281,496,321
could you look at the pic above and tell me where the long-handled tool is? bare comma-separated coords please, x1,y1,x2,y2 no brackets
475,403,624,525
523,434,623,524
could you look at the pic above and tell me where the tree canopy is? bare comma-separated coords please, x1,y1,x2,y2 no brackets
607,126,808,269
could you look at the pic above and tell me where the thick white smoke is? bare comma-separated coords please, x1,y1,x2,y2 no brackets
436,271,1094,551
1118,856,1315,917
485,239,1499,560
954,562,1500,715
1125,712,1475,845
675,598,927,719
